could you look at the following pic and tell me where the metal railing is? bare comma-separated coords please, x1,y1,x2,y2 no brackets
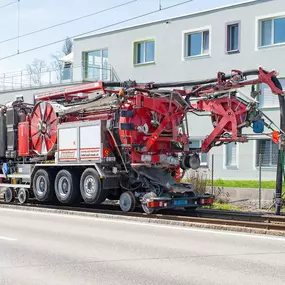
0,63,120,92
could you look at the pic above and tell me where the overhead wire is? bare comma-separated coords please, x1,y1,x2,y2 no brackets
0,0,138,44
0,0,193,61
17,0,20,53
0,0,17,9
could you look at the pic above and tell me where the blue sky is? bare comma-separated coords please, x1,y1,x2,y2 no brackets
0,0,246,74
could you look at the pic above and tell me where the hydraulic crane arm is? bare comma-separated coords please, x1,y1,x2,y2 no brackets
33,67,284,158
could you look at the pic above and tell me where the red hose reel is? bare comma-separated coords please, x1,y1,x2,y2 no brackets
30,101,57,155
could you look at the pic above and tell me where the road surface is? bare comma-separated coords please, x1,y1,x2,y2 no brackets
0,208,285,285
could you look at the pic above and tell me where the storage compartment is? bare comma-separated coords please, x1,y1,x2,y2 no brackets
18,121,30,157
57,120,102,163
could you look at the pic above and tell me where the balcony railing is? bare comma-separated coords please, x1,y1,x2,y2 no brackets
0,63,120,92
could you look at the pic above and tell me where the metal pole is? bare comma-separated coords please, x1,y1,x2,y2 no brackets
211,154,214,194
20,70,22,89
276,94,285,215
259,153,262,209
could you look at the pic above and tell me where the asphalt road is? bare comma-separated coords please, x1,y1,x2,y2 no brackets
0,208,285,285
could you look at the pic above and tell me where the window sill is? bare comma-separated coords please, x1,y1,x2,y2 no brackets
225,165,238,170
134,61,155,67
255,166,277,171
257,42,285,50
183,54,210,61
258,106,279,110
226,49,240,54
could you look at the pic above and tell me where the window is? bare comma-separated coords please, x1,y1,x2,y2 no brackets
226,23,239,52
184,30,210,57
83,49,109,81
256,139,278,167
259,78,285,108
190,140,208,166
225,142,237,167
134,40,155,64
259,16,285,47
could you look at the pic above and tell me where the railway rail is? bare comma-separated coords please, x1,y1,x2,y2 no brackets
1,199,285,234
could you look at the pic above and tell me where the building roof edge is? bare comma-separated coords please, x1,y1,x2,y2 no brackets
74,0,271,41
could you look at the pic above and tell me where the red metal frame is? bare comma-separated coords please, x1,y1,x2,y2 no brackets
30,67,284,164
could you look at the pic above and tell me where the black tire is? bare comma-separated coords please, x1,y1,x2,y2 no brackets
18,188,29,204
32,168,54,202
119,191,136,212
3,187,15,203
80,168,106,204
54,169,79,205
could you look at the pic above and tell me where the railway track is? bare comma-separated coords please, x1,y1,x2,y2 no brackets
1,199,285,234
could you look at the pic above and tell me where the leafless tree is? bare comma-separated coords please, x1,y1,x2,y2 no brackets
50,37,73,80
62,37,73,56
26,59,47,84
26,37,73,83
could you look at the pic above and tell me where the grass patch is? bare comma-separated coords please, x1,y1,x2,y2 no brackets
206,202,241,211
207,179,276,189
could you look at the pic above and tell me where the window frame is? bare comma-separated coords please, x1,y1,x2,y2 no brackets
225,21,240,54
256,12,285,49
254,139,279,169
82,48,109,81
258,77,285,109
223,142,239,170
182,26,211,60
133,39,155,66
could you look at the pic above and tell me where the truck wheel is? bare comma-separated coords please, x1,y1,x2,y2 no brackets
33,169,54,202
18,188,29,204
3,188,15,203
55,170,79,205
80,168,106,204
119,191,136,212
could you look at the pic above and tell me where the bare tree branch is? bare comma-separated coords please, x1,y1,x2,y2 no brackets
26,59,47,84
49,37,73,80
62,37,73,56
26,37,73,84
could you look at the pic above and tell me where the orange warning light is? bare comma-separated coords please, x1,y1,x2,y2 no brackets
272,130,280,144
103,148,111,157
